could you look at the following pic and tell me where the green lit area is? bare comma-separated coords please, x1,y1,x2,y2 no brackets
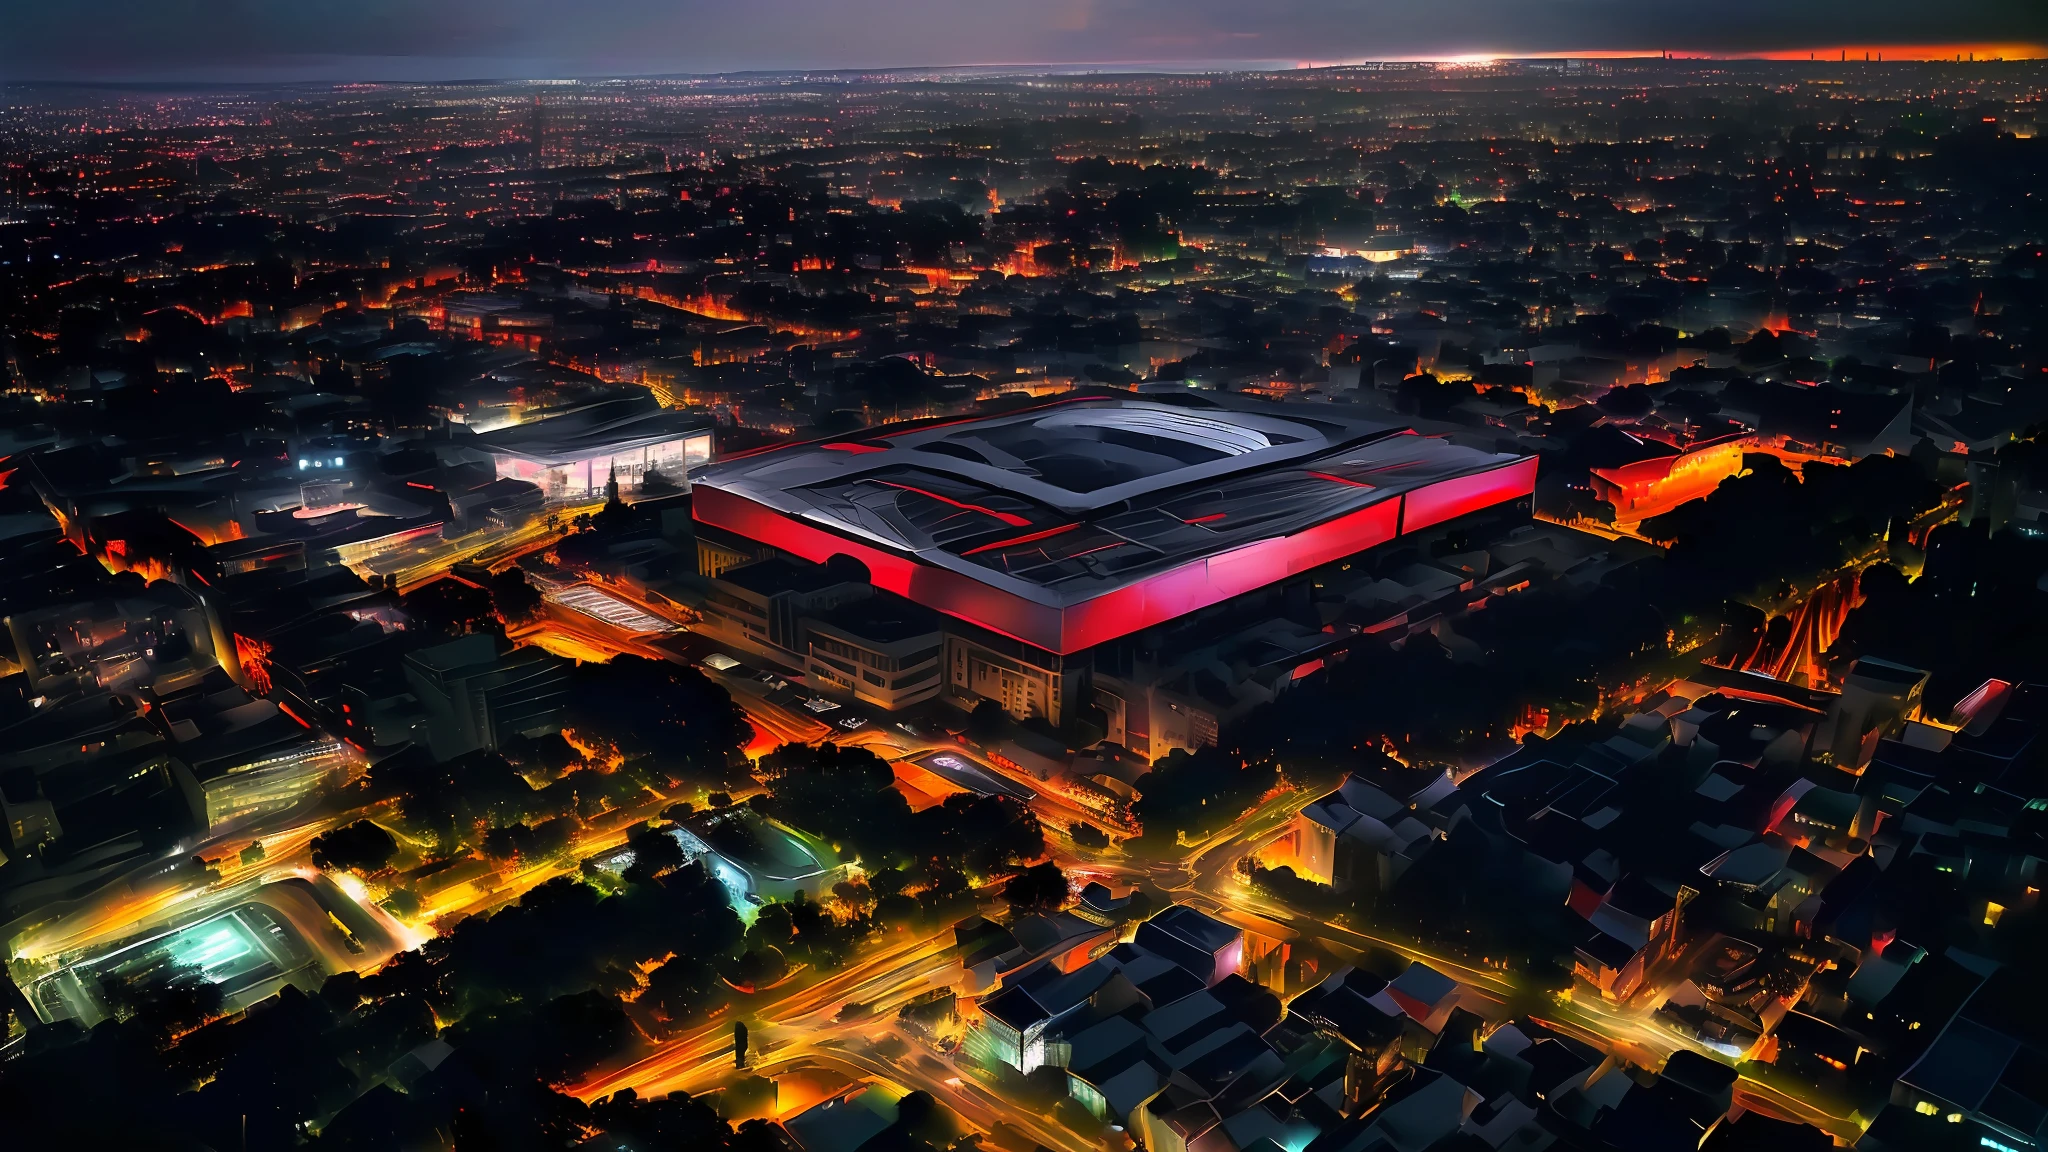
89,908,294,1006
164,916,259,980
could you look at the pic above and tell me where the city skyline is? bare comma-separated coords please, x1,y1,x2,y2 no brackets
0,0,2045,82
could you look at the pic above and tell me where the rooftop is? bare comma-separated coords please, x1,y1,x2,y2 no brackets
469,395,712,465
694,393,1534,653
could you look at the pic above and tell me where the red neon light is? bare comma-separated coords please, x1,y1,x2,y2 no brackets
693,487,1403,653
695,454,1535,655
1056,499,1402,652
1067,543,1128,560
406,481,438,489
962,522,1080,556
276,702,312,728
1306,471,1375,488
870,481,1032,527
822,442,888,454
693,486,1061,649
1183,513,1228,525
1400,457,1538,534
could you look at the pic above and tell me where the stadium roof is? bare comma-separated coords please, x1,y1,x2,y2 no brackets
693,394,1535,654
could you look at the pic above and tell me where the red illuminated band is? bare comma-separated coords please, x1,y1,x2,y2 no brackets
1400,457,1538,535
962,522,1082,556
868,480,1033,527
694,456,1535,656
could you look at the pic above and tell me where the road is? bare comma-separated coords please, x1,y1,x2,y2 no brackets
728,1039,1102,1152
377,499,608,593
572,919,963,1102
1146,790,1873,1144
1533,989,1867,1143
817,1034,1102,1152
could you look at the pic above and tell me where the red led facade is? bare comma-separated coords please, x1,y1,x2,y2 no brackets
695,453,1534,656
1052,499,1401,652
1399,456,1539,535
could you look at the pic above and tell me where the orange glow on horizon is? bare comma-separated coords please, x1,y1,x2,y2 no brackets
1299,43,2046,66
1315,42,2045,65
1728,42,2045,61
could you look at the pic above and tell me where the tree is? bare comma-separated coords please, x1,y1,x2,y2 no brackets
448,990,643,1087
744,903,797,953
562,656,752,786
831,878,875,916
752,742,911,867
311,821,399,874
1068,822,1110,850
913,792,1044,879
641,954,722,1033
363,748,569,848
1003,862,1070,914
1131,747,1277,846
481,816,575,863
620,824,688,885
732,946,788,990
965,698,1008,743
489,567,544,624
99,964,224,1047
399,577,502,638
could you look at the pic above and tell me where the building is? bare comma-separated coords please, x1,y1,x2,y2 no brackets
1133,904,1245,986
5,581,227,700
164,687,351,830
1892,968,2048,1152
1574,875,1688,1002
401,633,572,760
693,522,776,580
963,902,1268,1110
670,806,846,906
695,555,874,669
470,395,713,502
588,805,846,911
1822,657,1929,773
1095,615,1343,759
802,595,945,710
691,394,1535,724
1280,763,1455,891
1587,433,1748,523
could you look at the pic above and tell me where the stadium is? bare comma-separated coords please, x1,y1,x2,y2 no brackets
691,394,1537,656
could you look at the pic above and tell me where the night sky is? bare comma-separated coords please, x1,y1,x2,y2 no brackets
1,0,2044,82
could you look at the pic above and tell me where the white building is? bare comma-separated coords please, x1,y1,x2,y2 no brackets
473,395,713,502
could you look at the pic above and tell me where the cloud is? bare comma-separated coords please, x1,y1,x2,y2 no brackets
0,0,2041,81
